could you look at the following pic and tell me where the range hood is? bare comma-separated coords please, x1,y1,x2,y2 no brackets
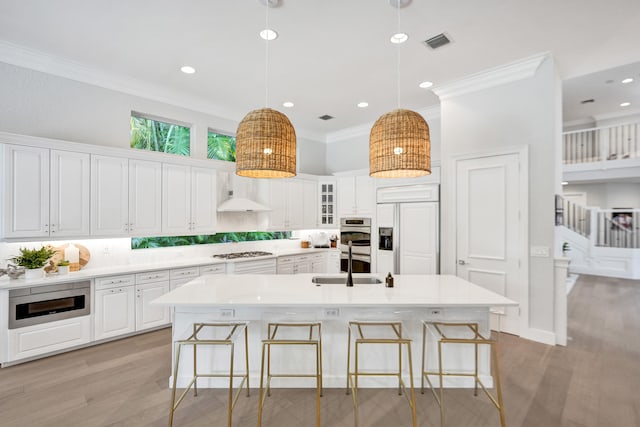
217,190,271,212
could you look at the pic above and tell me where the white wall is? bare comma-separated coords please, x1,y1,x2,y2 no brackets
324,114,441,174
439,56,561,339
0,62,326,175
564,182,640,208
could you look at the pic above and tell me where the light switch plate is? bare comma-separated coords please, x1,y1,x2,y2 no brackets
530,246,550,257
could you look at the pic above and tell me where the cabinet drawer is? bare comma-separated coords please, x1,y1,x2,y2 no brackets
199,264,226,275
136,270,170,284
170,267,199,280
95,274,135,290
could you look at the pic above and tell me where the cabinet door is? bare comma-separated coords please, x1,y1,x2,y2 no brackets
94,286,136,340
191,166,217,234
318,181,336,227
162,163,191,235
287,180,305,230
310,254,326,273
337,176,357,218
302,180,318,229
91,155,129,236
50,150,90,237
2,144,50,238
295,256,311,274
355,175,375,216
267,180,287,230
129,160,162,236
135,281,171,331
327,252,340,273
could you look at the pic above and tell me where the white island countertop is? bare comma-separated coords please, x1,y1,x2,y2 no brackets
153,273,518,308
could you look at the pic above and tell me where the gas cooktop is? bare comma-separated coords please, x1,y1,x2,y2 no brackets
212,251,273,259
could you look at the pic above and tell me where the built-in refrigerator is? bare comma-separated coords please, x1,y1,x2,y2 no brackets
376,184,439,274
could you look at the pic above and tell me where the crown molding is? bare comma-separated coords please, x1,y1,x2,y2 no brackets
325,105,441,144
432,52,551,100
562,117,596,129
592,108,640,123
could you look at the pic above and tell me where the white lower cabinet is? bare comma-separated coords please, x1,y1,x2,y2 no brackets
277,254,322,274
8,316,91,362
94,286,136,340
135,280,171,331
310,253,326,273
327,251,340,273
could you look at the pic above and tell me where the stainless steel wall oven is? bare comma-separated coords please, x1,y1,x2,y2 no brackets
340,217,371,273
9,281,91,329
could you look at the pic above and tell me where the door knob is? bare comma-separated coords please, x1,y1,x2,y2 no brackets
458,260,468,265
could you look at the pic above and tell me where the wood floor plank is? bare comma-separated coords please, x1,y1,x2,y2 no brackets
1,274,639,426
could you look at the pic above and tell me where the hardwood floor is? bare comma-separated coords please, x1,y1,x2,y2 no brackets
1,274,639,426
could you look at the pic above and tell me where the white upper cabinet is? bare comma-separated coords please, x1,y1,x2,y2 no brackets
2,145,90,239
190,166,217,234
265,179,305,230
162,163,217,235
128,159,162,236
50,150,91,237
91,155,129,236
302,179,318,229
337,175,375,218
318,180,337,228
2,144,49,238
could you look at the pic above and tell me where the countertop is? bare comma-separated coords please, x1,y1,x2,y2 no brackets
0,247,340,290
152,273,518,308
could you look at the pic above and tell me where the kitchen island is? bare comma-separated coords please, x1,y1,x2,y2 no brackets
153,273,517,389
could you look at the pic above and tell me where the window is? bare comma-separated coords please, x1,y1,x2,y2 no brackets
207,130,236,161
130,113,190,156
131,232,291,249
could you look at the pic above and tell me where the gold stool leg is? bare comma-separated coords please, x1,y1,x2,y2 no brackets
318,323,323,397
169,342,182,427
244,324,251,397
438,339,445,427
257,342,267,427
315,341,321,427
492,342,506,427
406,341,418,427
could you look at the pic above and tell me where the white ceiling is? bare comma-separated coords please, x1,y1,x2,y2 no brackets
1,0,639,140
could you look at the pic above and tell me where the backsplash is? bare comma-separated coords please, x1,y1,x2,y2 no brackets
0,229,338,271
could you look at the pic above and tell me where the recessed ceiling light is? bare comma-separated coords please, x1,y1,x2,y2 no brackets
562,181,569,186
259,29,278,41
283,101,294,108
180,66,196,74
357,102,369,108
622,78,634,84
419,81,433,89
620,102,631,107
390,33,408,44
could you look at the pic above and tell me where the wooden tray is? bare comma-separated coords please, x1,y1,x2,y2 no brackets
52,243,91,269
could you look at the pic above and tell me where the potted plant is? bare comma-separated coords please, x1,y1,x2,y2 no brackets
57,259,70,275
11,246,57,279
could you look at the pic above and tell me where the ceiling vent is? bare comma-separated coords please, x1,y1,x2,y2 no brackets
424,33,451,50
580,99,595,104
319,115,334,121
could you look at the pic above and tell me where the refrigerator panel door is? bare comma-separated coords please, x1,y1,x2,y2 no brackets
376,203,397,274
399,202,439,274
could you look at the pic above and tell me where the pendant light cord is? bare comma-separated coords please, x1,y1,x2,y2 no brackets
396,2,401,110
265,4,269,108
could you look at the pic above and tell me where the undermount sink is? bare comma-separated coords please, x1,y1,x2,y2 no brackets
312,276,383,285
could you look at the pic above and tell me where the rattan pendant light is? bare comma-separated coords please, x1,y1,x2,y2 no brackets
236,0,296,178
370,0,430,178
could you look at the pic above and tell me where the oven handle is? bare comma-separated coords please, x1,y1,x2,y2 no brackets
340,226,371,234
9,287,90,305
341,253,371,263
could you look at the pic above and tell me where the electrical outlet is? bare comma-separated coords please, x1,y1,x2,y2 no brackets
324,308,340,318
530,246,550,257
220,309,235,318
428,308,443,318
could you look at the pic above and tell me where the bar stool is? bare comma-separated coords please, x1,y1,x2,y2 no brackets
346,320,417,427
421,321,505,427
257,320,323,427
169,322,250,427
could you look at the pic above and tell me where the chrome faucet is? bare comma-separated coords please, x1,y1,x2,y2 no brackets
346,241,354,287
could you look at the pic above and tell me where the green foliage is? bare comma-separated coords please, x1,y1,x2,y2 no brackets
130,115,190,156
57,260,70,266
131,232,291,249
11,246,57,269
207,132,236,162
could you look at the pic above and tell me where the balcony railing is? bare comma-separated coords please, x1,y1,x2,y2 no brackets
563,122,640,164
557,196,590,237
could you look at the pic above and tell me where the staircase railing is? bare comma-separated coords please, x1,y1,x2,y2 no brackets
557,196,591,238
595,209,640,248
563,122,640,164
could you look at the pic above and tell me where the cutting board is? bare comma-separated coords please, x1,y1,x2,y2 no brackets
52,243,91,269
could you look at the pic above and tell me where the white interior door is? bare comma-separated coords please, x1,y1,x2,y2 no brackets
400,202,438,274
456,153,521,335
